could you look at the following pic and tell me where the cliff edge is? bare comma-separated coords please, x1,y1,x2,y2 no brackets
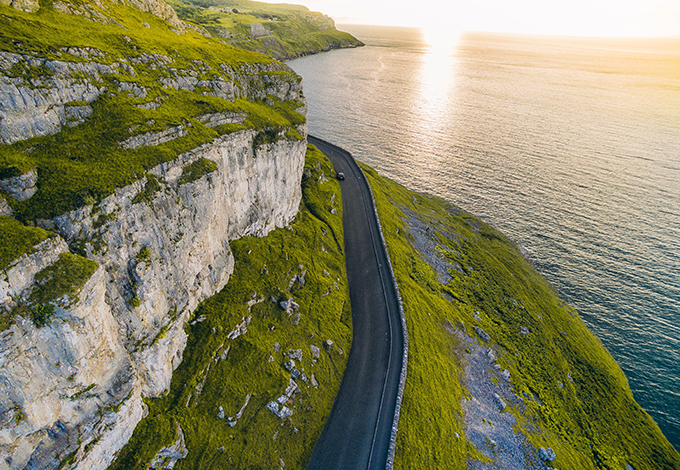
0,0,307,467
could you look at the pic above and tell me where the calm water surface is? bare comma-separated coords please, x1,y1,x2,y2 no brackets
288,25,680,450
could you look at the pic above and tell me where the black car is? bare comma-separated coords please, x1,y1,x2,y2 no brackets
336,172,345,180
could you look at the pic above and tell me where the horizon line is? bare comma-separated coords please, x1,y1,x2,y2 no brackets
334,23,680,40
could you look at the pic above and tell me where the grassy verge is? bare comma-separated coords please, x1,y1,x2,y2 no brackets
361,164,680,469
110,145,351,469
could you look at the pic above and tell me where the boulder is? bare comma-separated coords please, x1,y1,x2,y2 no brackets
149,422,188,469
473,326,491,342
493,393,507,411
287,349,303,361
0,197,13,216
539,447,556,462
267,401,293,419
0,169,38,201
280,297,299,314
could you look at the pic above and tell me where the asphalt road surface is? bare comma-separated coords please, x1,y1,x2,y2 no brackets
306,135,404,470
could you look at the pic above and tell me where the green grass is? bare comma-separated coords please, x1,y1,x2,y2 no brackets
0,0,305,220
360,164,680,469
166,0,363,59
10,252,99,327
177,157,218,185
0,215,55,270
131,174,161,204
70,383,96,400
110,145,351,469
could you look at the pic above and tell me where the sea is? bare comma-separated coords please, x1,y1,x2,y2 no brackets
287,25,680,451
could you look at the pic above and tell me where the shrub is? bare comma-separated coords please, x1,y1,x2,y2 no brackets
178,158,218,185
31,304,55,327
0,216,54,270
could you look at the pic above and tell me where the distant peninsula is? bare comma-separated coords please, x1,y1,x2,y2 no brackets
167,0,364,60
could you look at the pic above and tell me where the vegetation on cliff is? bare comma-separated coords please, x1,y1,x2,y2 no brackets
111,145,351,469
167,0,363,60
21,252,98,326
0,0,306,220
0,215,54,270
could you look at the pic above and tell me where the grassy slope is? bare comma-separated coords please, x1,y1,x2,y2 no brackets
0,215,54,270
0,215,58,330
167,0,363,59
0,0,304,220
361,164,680,470
111,145,351,469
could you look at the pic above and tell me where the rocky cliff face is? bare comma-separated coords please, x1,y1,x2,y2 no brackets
0,0,38,12
0,0,308,466
0,129,305,469
0,48,300,146
0,0,184,27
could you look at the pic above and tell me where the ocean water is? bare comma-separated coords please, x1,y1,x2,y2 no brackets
288,25,680,450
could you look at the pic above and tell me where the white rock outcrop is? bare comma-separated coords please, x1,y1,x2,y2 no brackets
0,198,12,216
0,0,38,12
0,128,306,469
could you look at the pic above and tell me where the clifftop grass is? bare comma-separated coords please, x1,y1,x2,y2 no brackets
0,0,305,220
167,0,363,59
361,164,680,469
111,145,351,469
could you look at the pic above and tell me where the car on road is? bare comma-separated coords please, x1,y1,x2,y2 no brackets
336,172,345,180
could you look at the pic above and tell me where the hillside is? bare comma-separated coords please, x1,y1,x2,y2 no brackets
108,146,680,469
361,164,680,470
0,0,311,467
166,0,363,59
111,144,351,469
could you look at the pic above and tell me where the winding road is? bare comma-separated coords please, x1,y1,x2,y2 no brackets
306,136,405,470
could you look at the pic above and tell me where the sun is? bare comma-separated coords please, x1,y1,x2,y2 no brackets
421,20,461,55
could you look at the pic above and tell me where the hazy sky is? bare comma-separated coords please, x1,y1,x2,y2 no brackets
281,0,680,37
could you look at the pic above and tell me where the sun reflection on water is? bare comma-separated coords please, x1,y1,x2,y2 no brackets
411,26,460,137
400,26,462,183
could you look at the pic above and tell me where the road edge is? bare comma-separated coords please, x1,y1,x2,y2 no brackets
308,135,409,470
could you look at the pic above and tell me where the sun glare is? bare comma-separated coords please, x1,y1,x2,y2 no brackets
421,22,461,55
412,23,459,138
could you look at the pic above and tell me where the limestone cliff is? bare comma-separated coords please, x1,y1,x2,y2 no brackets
0,129,305,469
0,0,307,467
